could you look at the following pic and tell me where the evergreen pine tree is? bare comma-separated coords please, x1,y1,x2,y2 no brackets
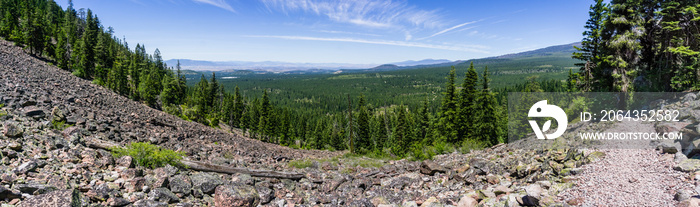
437,66,458,144
175,60,187,104
476,66,499,145
573,0,607,91
193,75,209,123
415,99,430,143
459,62,479,142
601,0,643,93
232,86,244,127
391,105,411,157
76,9,98,79
356,94,371,152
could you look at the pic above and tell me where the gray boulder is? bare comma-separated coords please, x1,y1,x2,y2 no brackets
191,172,224,195
148,187,179,204
168,174,192,195
3,122,22,137
420,160,447,176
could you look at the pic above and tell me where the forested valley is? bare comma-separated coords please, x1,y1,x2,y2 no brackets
1,0,698,160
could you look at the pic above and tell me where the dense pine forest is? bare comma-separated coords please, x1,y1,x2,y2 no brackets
2,0,695,160
571,0,700,92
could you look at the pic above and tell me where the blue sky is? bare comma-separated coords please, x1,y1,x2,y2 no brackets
59,0,592,64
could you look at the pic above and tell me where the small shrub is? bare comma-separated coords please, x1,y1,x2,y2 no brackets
0,104,6,117
209,118,219,128
458,139,486,154
110,142,184,169
410,143,433,161
434,141,449,154
51,119,73,130
163,104,183,119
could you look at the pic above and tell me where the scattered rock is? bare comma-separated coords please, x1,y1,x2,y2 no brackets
254,184,273,205
0,186,21,200
107,197,131,207
660,141,682,154
17,189,81,207
148,188,179,204
421,197,442,207
515,184,542,206
457,195,478,207
214,184,259,207
23,106,44,117
8,141,21,151
51,106,66,123
3,122,22,137
116,156,134,168
169,174,192,195
131,199,168,207
191,173,224,195
420,160,447,176
566,197,584,205
14,161,38,174
586,151,606,162
675,159,700,172
494,185,513,195
676,152,689,164
16,183,54,195
675,189,693,201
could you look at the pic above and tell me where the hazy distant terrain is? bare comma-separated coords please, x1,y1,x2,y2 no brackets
165,58,457,72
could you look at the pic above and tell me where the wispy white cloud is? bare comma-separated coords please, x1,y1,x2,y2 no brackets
193,0,235,12
317,30,382,37
417,20,479,40
259,0,443,29
245,35,489,53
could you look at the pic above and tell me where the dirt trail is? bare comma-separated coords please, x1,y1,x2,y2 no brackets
559,120,693,206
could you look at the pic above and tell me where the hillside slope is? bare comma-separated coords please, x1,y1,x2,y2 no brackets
0,39,333,165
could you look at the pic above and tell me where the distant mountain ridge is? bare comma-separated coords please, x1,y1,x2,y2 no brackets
163,59,374,72
390,59,451,66
164,58,453,72
493,42,581,59
168,42,580,73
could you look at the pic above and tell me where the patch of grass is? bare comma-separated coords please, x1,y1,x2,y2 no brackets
287,159,315,169
339,153,387,168
458,139,486,154
51,119,73,130
110,142,185,169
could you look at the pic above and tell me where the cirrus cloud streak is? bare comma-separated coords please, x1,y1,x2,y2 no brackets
245,35,489,53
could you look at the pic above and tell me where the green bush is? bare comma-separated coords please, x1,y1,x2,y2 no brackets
110,142,185,169
433,141,450,154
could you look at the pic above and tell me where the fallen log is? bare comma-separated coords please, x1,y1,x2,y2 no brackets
86,139,306,180
181,160,306,180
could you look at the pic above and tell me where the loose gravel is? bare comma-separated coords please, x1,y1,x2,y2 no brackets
558,120,693,206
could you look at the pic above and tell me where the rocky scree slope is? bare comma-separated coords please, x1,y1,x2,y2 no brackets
0,38,684,206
